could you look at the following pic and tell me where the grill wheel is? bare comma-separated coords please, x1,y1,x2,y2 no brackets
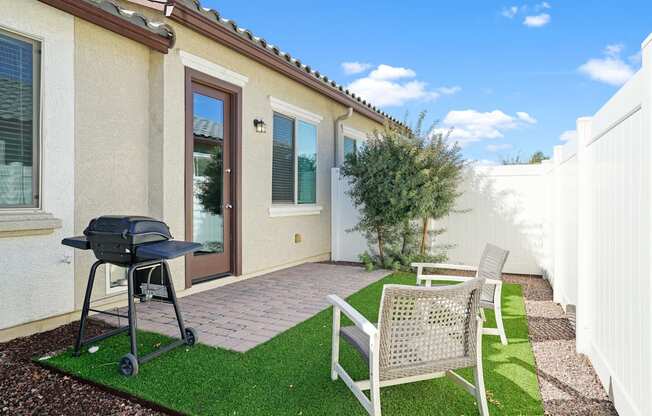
119,353,139,377
185,327,198,346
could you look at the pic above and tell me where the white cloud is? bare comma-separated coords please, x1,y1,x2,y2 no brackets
604,43,624,56
579,44,636,86
368,64,416,80
629,51,642,66
432,109,537,146
559,130,577,142
341,62,372,75
346,64,457,107
502,6,519,18
523,13,550,27
486,143,514,152
516,111,537,124
437,86,462,95
536,1,551,11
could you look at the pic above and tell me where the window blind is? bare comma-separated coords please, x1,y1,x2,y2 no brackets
0,31,39,207
272,113,295,203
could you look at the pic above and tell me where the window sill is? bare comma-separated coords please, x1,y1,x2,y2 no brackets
269,205,323,218
0,211,63,238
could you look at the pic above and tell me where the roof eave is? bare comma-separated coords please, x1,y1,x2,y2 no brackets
39,0,174,53
170,1,390,126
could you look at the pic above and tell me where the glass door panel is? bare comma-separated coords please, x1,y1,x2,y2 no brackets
192,93,224,255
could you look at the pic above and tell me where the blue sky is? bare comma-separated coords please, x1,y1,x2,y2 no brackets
203,0,651,163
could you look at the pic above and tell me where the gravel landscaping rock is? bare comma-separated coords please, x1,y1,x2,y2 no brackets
0,319,163,416
505,275,618,416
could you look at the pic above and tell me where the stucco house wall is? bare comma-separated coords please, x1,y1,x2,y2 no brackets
73,19,154,307
0,0,384,339
0,0,75,331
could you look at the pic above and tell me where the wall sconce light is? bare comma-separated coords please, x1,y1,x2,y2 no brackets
254,119,267,134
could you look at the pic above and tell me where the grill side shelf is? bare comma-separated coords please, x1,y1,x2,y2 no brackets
62,236,91,250
135,240,203,260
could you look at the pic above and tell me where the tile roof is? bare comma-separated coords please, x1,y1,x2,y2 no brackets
193,116,223,140
85,0,175,41
175,0,403,127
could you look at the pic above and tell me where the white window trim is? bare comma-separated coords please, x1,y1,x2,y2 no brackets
270,96,323,125
178,50,249,87
342,125,368,142
269,204,323,218
270,99,322,214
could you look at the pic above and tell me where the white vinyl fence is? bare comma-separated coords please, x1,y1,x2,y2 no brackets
331,33,652,416
331,163,551,273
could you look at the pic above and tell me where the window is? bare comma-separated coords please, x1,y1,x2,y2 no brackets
272,113,317,205
343,136,357,158
0,30,40,208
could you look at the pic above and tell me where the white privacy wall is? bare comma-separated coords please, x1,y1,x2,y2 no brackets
570,36,652,416
331,167,369,263
551,140,578,308
433,164,549,275
0,1,76,330
332,164,551,275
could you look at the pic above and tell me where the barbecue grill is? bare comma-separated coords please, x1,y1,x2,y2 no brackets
62,215,202,376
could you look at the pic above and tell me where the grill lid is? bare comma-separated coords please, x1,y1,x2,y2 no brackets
84,215,172,240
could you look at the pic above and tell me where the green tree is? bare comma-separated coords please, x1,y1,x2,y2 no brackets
501,150,549,165
341,114,465,268
197,146,223,216
341,125,421,265
413,116,466,255
528,151,549,164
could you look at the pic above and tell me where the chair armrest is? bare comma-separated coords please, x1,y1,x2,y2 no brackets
418,274,473,283
327,295,377,337
411,262,477,272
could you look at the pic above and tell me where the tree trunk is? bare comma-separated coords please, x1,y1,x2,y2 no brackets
401,222,409,255
377,227,385,266
420,217,429,255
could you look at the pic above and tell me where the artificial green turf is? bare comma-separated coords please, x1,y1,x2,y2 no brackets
43,273,543,415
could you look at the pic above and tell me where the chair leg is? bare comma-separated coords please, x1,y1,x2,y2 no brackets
479,308,486,322
331,307,341,381
475,316,490,416
495,305,508,345
493,283,507,345
369,338,382,416
473,365,490,416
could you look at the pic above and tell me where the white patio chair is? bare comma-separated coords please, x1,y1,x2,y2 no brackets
411,243,510,345
327,278,489,416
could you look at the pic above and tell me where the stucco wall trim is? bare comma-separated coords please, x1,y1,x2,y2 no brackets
269,204,323,218
178,49,248,87
269,96,323,125
342,125,369,141
0,211,62,236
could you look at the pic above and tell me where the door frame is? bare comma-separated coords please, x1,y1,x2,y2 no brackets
184,67,242,288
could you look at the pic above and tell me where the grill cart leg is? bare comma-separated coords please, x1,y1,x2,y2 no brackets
74,260,105,356
126,264,139,359
161,261,198,346
161,261,186,338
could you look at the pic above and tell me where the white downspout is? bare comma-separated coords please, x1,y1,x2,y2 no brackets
334,108,353,167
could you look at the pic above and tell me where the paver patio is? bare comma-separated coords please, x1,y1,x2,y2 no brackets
95,263,390,352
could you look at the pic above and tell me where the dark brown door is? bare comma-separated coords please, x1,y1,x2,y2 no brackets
185,81,232,283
